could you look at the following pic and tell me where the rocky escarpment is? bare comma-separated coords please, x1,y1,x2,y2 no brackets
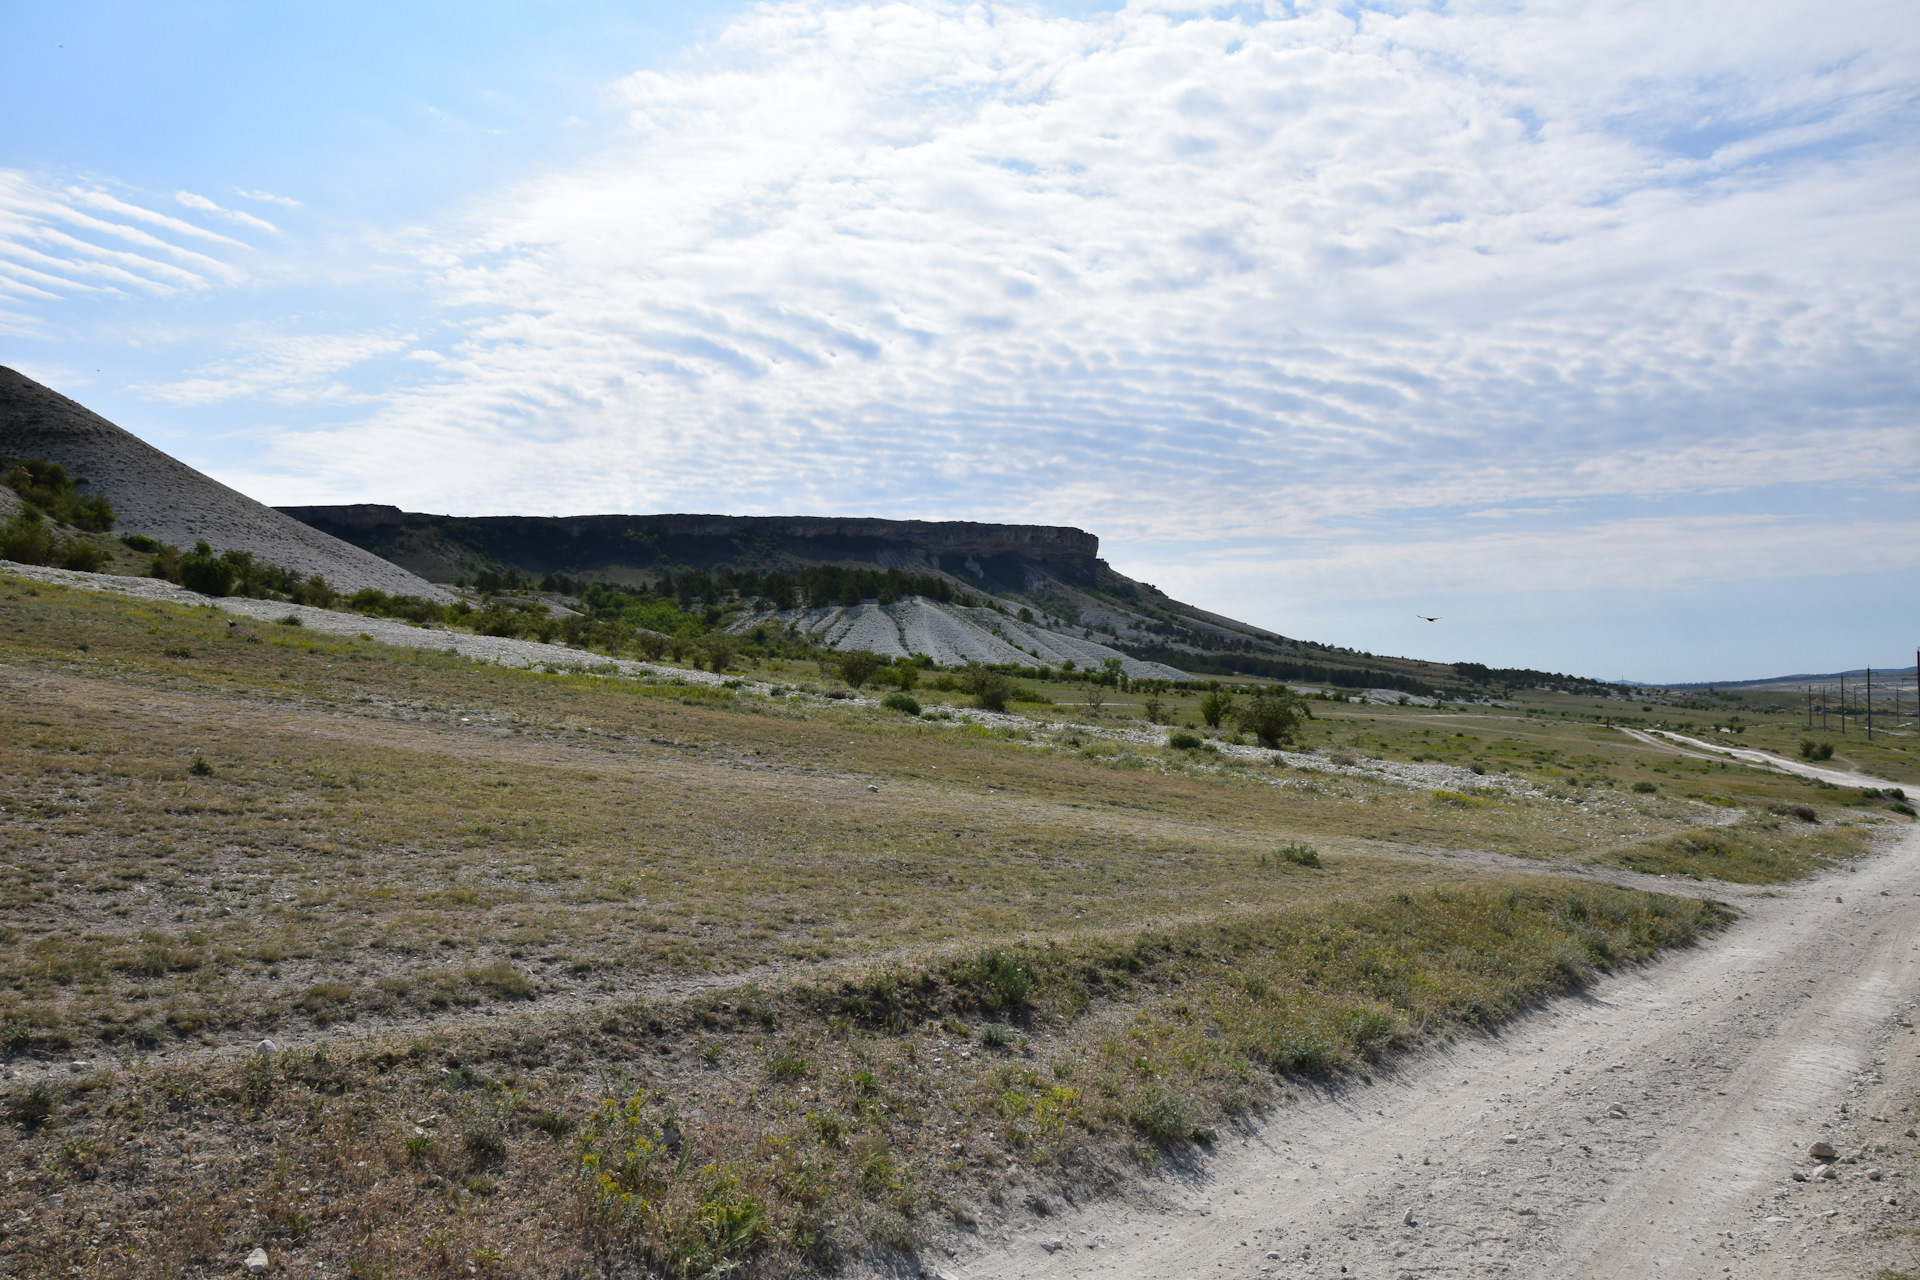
0,369,449,600
279,506,1103,593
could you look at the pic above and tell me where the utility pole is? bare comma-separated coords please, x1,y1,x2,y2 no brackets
1807,685,1813,730
1867,666,1873,742
1841,673,1847,734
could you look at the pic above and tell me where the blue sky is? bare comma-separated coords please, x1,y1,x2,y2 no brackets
4,0,1916,684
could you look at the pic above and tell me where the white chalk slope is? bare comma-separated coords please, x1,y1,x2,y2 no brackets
0,367,450,601
737,597,1189,679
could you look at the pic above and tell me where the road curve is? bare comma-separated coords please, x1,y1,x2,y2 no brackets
933,824,1920,1279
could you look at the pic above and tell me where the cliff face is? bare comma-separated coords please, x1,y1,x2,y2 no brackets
278,507,1103,588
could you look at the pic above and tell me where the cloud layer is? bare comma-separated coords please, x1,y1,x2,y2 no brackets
268,1,1918,525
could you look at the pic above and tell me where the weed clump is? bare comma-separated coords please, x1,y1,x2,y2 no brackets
1259,842,1320,869
880,692,921,716
765,1049,812,1082
5,1081,54,1131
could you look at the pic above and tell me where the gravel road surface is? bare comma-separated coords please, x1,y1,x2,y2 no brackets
934,825,1920,1279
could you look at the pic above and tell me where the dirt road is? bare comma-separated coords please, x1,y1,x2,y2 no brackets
936,825,1920,1279
1616,725,1894,790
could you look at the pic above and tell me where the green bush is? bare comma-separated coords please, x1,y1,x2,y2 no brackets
1125,1080,1196,1141
3,458,114,531
1632,780,1658,794
60,540,104,573
764,1049,812,1082
1168,731,1203,749
1275,841,1320,868
1236,686,1309,748
1198,689,1234,728
1800,740,1834,761
178,541,234,596
836,649,885,689
0,509,55,565
963,663,1014,713
880,692,921,715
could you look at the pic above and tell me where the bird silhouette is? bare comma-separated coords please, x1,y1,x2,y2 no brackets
1416,615,1441,622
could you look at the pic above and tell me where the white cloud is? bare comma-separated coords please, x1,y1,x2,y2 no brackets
238,0,1915,549
142,332,414,405
175,190,281,235
0,172,250,320
234,188,303,208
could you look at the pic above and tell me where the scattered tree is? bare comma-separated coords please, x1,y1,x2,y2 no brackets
703,634,739,674
1236,686,1310,748
963,663,1015,713
836,649,886,689
1198,689,1235,728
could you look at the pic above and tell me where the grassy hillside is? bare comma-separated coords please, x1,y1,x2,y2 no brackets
1,573,1905,1278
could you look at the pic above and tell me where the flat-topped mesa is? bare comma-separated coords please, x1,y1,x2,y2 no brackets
282,506,1097,558
278,505,1103,585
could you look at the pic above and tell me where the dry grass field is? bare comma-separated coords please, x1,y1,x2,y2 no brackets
1,572,1907,1278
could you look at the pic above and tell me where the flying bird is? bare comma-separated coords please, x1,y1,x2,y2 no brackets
1416,615,1441,622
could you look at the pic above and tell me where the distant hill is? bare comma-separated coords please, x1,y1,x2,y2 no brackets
0,368,449,600
283,504,1610,699
1663,667,1918,691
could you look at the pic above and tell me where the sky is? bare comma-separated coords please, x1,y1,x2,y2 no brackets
3,0,1916,685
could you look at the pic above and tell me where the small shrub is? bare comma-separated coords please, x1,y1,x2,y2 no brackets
178,542,234,597
1800,740,1834,761
1768,803,1817,823
60,541,104,573
463,1125,507,1165
866,1208,920,1250
1275,842,1320,868
1168,731,1203,750
836,650,886,690
529,1109,573,1139
1236,686,1309,747
1125,1081,1196,1141
964,948,1034,1011
188,756,214,777
277,614,302,626
1632,780,1657,794
1891,802,1918,818
963,663,1014,713
979,1022,1015,1048
465,961,532,999
5,1082,55,1131
808,1110,851,1146
1197,689,1234,728
0,509,54,565
880,692,921,715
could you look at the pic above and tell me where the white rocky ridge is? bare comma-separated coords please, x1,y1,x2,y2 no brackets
731,596,1189,679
